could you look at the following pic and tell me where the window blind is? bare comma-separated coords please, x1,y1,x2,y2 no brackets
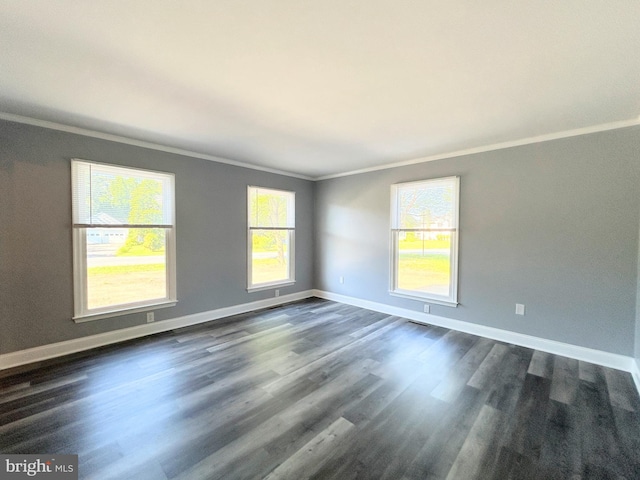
72,160,174,228
248,187,295,229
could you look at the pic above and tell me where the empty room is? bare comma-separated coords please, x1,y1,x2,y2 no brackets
1,2,640,479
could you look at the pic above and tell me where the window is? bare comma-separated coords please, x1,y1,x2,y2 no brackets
71,159,176,320
247,186,295,291
390,176,459,306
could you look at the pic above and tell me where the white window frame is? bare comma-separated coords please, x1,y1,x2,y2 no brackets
390,176,460,307
71,159,177,322
247,186,295,292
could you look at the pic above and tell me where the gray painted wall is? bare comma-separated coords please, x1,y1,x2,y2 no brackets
3,118,640,359
637,318,640,368
315,126,640,356
0,120,314,354
637,216,640,368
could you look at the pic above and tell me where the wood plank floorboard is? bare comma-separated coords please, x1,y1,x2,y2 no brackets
1,298,639,479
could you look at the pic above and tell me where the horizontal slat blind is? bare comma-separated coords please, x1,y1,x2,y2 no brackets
391,176,458,231
248,187,295,229
72,160,174,227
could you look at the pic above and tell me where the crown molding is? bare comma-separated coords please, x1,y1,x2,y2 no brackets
2,111,639,182
315,116,640,180
0,112,313,181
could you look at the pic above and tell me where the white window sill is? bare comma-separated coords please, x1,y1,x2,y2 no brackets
73,300,177,323
247,281,295,293
389,291,458,308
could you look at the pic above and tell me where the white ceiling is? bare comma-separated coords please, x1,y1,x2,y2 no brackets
1,1,639,179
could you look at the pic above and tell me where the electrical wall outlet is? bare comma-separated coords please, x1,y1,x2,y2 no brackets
339,276,344,284
423,304,430,313
515,304,525,315
275,289,280,297
146,312,155,323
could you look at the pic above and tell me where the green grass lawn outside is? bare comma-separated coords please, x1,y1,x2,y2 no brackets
116,245,166,257
87,263,166,309
397,253,450,294
398,238,451,250
251,258,289,285
88,251,450,307
87,258,287,309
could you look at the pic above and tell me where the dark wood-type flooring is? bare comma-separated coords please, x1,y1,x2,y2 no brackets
1,299,640,479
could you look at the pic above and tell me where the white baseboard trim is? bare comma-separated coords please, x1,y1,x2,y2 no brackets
4,289,639,398
0,290,314,371
313,290,637,375
632,359,640,397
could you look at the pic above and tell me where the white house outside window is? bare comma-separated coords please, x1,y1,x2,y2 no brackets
71,159,176,321
247,186,295,291
390,176,459,306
